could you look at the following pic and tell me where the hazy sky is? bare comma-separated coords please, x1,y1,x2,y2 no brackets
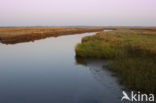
0,0,156,26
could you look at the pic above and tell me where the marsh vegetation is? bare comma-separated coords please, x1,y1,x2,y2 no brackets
75,28,156,94
0,27,105,44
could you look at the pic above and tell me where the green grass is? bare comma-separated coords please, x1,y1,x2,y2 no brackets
75,29,156,94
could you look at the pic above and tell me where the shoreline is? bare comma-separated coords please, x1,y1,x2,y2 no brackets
0,27,105,44
75,28,156,94
0,27,156,44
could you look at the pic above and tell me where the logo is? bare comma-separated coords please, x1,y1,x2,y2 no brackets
121,91,155,102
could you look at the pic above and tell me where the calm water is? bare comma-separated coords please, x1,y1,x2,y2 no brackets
0,32,123,103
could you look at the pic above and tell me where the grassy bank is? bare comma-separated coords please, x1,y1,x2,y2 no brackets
1,27,155,44
75,28,156,93
0,27,105,44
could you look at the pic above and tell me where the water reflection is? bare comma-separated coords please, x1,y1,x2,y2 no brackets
0,32,122,103
75,58,124,103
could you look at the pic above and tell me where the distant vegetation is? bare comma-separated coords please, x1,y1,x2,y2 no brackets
75,28,156,94
1,27,156,44
0,27,105,44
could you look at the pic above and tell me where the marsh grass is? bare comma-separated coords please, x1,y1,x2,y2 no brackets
0,27,105,44
107,57,156,93
75,29,156,94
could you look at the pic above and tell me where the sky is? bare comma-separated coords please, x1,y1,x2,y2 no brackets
0,0,156,27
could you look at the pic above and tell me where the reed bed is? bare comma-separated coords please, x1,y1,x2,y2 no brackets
75,29,156,94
